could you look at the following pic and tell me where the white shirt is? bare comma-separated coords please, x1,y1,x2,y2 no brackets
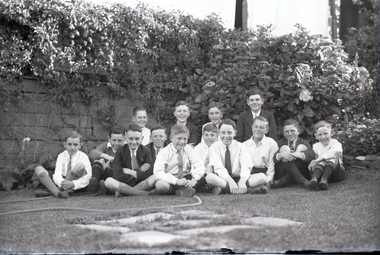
251,109,261,119
243,136,278,182
53,150,92,190
194,142,211,167
209,140,253,180
312,139,343,165
154,143,205,185
141,127,151,146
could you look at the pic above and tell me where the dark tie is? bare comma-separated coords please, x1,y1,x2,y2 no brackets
289,141,295,151
177,150,183,178
67,156,72,177
225,146,232,175
131,150,140,170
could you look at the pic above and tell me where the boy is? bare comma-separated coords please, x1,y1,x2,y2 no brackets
201,102,223,144
102,124,157,197
88,126,124,192
236,88,277,142
194,123,219,174
132,106,150,146
206,119,267,195
165,101,200,146
308,120,346,190
272,119,315,189
154,124,206,197
145,124,167,164
34,131,93,198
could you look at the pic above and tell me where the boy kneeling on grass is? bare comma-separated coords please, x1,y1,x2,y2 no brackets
206,119,267,195
154,124,206,197
308,120,346,190
34,131,93,198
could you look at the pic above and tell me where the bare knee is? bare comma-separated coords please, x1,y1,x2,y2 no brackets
104,177,118,190
296,144,308,152
155,180,170,193
34,166,48,176
280,145,290,153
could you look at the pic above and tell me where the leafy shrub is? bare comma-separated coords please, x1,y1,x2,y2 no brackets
335,115,380,156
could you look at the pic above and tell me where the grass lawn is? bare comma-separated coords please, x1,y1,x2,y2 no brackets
0,166,379,253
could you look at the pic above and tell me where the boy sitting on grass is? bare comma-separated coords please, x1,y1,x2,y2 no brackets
308,120,346,190
206,119,266,195
34,131,93,198
194,123,219,174
145,124,167,164
88,126,125,192
132,106,151,146
165,101,200,146
102,124,157,197
272,119,315,189
154,124,206,197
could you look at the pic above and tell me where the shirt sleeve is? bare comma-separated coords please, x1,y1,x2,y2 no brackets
209,144,230,179
239,144,253,180
153,148,179,185
52,152,65,187
187,146,205,181
72,153,92,190
266,141,279,182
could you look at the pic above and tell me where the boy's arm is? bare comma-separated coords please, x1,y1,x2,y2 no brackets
265,141,279,182
134,148,153,181
209,144,230,180
297,139,316,162
52,153,65,187
238,144,253,183
89,142,109,162
187,146,205,181
71,153,91,190
153,149,179,185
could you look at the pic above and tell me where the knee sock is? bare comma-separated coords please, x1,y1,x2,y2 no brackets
92,162,103,182
321,164,334,182
281,172,293,184
312,167,323,181
118,183,149,196
38,172,61,197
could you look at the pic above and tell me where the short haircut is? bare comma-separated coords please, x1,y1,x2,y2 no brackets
132,106,147,117
246,88,264,100
151,124,166,132
282,119,300,131
208,102,223,111
171,124,189,136
108,126,124,137
203,123,219,134
252,116,269,127
64,131,82,142
314,120,332,133
175,100,189,109
219,119,236,129
125,124,142,134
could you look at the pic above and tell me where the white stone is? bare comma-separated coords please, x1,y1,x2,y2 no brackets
241,217,303,227
74,224,132,234
120,231,187,246
174,225,259,236
99,212,173,225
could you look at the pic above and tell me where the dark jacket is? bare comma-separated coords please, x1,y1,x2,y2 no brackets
236,109,277,142
274,137,316,163
165,122,200,146
111,144,153,186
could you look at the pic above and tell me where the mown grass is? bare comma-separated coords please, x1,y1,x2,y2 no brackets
0,166,379,253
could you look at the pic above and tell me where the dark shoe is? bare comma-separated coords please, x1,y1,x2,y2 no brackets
272,179,287,189
308,177,318,190
211,187,223,195
58,190,69,199
148,189,160,195
98,180,107,196
247,185,267,194
115,191,122,198
299,177,310,189
318,177,329,190
35,189,53,197
87,177,98,193
175,187,196,197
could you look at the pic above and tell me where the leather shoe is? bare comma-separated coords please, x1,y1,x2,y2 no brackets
299,177,310,189
272,179,287,189
211,187,222,195
175,187,196,197
318,177,328,190
308,177,318,190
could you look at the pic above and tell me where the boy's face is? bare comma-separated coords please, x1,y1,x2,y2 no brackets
170,132,189,151
314,126,332,146
174,105,190,124
203,130,218,147
133,110,148,128
247,94,263,112
252,119,269,140
108,133,124,151
283,124,299,142
208,107,223,125
64,137,82,156
151,129,167,149
219,124,236,147
125,130,142,150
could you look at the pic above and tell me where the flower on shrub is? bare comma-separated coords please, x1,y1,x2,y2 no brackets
299,89,313,102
